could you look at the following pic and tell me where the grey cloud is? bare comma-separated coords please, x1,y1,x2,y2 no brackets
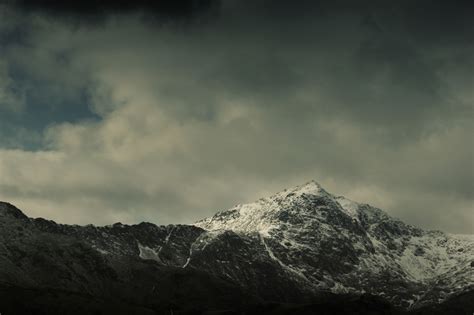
0,60,25,112
0,1,472,233
4,0,221,26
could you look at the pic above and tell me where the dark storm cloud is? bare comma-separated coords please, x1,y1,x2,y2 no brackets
0,0,472,233
5,0,220,24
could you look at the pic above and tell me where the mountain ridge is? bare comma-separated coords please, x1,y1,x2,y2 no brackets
0,180,472,314
195,181,473,308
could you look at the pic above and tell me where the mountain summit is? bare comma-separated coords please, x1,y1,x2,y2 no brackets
0,181,472,314
196,181,473,308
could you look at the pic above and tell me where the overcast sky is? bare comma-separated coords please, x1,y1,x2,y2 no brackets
0,0,472,233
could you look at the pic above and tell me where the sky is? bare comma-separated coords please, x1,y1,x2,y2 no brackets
0,0,472,233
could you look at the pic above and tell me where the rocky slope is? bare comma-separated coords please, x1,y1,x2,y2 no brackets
196,181,474,309
0,181,472,314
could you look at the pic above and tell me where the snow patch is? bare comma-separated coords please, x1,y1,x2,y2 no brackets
92,246,110,255
335,196,360,220
288,180,324,196
138,243,162,262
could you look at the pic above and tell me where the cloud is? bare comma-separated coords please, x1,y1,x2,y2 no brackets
5,0,220,26
0,1,472,233
0,60,25,113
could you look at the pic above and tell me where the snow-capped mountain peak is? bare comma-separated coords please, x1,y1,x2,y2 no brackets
195,181,474,308
275,180,326,198
195,180,360,235
195,180,330,236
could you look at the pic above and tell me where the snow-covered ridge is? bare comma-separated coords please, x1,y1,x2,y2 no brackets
195,180,332,235
275,180,326,198
195,180,474,308
334,196,361,220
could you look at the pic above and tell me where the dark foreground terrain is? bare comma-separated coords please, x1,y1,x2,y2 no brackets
1,285,473,314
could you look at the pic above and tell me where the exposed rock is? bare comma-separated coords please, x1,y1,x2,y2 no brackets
0,181,472,314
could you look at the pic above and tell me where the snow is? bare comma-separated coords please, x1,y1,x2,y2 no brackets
283,180,324,197
138,242,162,262
182,230,227,268
92,246,110,255
182,243,194,268
259,234,309,281
157,226,175,256
194,180,474,307
335,196,360,220
398,246,435,281
332,282,350,294
196,181,328,236
182,257,191,268
195,201,278,236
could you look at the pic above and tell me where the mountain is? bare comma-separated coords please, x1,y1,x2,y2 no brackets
196,181,474,309
0,181,472,314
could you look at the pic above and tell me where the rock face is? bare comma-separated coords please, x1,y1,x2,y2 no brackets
196,181,474,309
0,181,472,314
